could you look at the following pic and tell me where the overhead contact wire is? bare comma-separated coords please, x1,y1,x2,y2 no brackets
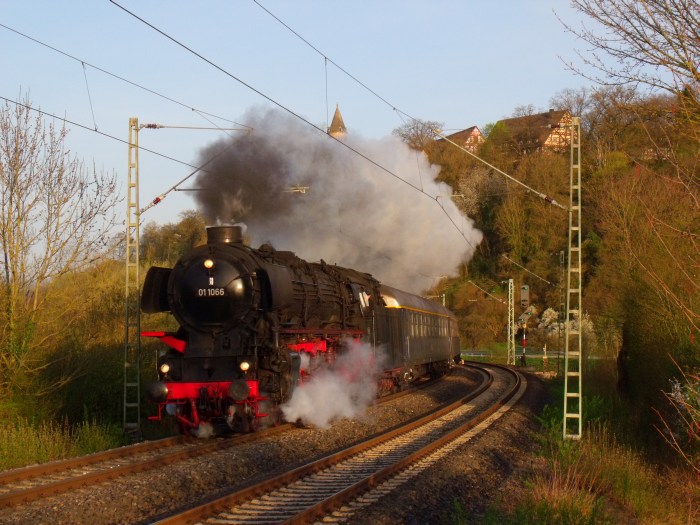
252,0,403,117
0,95,210,174
109,0,476,250
434,131,568,211
501,254,553,286
253,1,569,217
0,22,249,129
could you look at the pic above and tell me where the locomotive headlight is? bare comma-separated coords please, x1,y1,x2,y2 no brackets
159,363,171,375
239,361,250,372
203,259,215,269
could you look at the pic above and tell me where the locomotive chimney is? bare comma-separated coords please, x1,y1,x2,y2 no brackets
206,225,243,244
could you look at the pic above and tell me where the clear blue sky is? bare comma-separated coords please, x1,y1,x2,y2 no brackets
1,0,591,226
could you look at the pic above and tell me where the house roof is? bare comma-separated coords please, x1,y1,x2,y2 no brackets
496,109,570,149
440,126,482,144
442,125,482,144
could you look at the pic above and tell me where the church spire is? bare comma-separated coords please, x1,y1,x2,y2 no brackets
327,104,347,138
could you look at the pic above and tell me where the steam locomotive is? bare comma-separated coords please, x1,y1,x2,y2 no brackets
142,225,460,435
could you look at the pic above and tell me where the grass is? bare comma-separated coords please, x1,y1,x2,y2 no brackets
0,417,125,471
475,386,700,525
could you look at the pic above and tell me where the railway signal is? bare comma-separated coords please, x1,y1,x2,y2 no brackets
520,284,529,308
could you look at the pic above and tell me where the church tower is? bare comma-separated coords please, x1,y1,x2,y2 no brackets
327,104,347,139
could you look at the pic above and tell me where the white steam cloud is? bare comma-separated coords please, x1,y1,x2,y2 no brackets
194,107,482,293
280,340,385,428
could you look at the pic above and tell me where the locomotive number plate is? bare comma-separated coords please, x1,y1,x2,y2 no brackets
197,288,226,297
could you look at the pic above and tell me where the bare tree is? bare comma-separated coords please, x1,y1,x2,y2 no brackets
0,97,120,395
392,118,444,151
561,0,699,100
561,1,699,168
550,87,592,121
561,1,699,332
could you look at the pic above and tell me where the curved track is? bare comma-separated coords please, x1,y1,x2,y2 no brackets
0,374,437,510
151,363,524,525
0,426,291,509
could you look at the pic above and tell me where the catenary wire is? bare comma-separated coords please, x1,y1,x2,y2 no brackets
0,22,250,130
0,95,207,173
0,20,471,248
252,0,571,216
108,0,477,250
251,0,411,121
501,254,554,286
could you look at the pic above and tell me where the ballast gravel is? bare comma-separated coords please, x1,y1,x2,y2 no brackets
0,367,548,525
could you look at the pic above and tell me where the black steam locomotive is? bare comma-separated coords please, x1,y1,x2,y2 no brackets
142,225,460,435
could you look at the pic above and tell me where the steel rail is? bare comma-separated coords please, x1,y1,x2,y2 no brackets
0,435,183,485
150,364,502,524
296,364,522,524
0,370,447,510
0,426,289,509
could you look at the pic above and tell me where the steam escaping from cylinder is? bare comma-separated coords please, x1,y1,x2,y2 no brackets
191,422,214,439
194,107,483,293
280,340,385,428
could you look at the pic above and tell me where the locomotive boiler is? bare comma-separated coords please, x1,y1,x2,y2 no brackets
142,225,460,436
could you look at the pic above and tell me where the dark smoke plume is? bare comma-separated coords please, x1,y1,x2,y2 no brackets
194,107,482,293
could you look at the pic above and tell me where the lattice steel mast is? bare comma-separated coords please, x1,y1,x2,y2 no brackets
123,117,141,442
507,279,515,365
563,117,583,440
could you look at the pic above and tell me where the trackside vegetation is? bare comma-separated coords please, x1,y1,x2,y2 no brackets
0,419,123,471
0,2,696,523
477,373,698,524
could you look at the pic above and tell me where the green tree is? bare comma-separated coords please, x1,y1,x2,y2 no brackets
141,210,207,265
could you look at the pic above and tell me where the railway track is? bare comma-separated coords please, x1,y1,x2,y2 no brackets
0,425,292,509
151,363,523,525
0,372,439,511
